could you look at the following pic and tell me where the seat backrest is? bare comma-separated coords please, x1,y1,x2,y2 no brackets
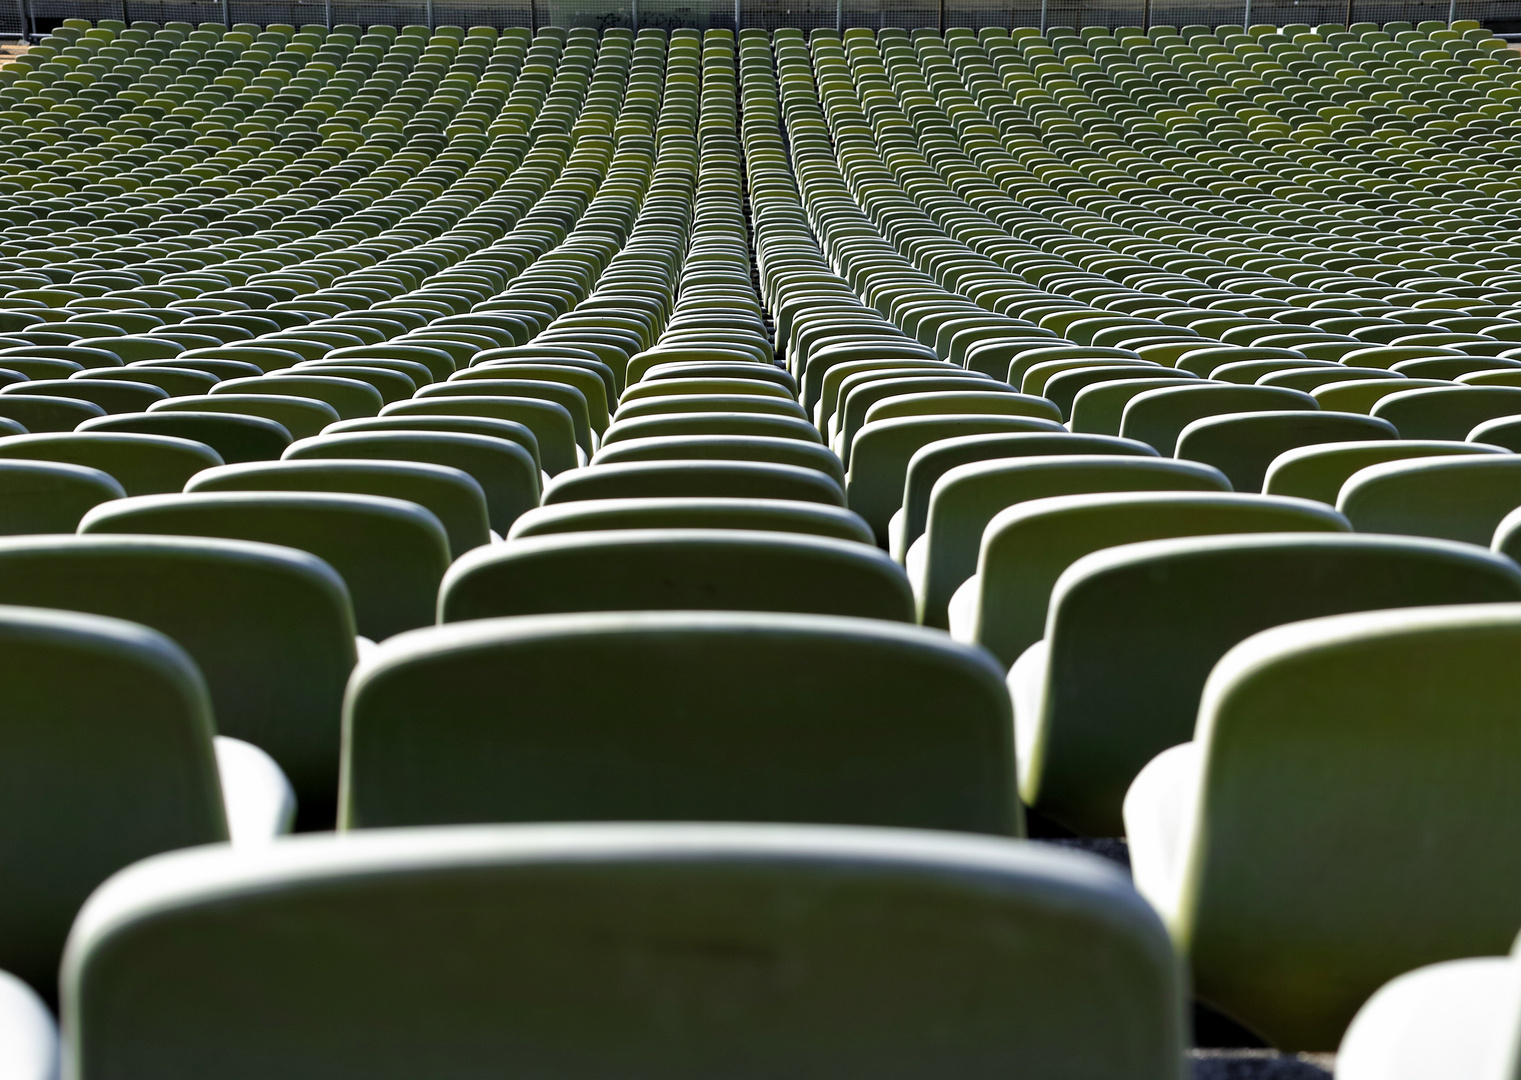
63,823,1184,1080
0,535,354,826
898,432,1158,560
284,431,540,535
1174,411,1396,493
507,497,876,545
846,414,1066,544
441,530,913,624
80,492,448,642
79,411,293,465
383,396,580,474
1119,384,1319,455
0,460,124,536
342,611,1018,835
151,394,341,440
919,456,1230,629
1371,386,1521,440
188,460,492,557
969,492,1349,667
1030,535,1521,837
1263,441,1506,505
0,605,224,998
0,433,223,496
589,434,845,486
1338,456,1521,544
1175,605,1521,1050
543,460,843,506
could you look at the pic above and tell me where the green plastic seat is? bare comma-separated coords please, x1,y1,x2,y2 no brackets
0,433,222,496
847,414,1067,545
80,492,449,641
602,411,824,447
508,497,876,545
188,461,491,557
78,412,292,464
1,378,167,414
1174,411,1398,493
954,492,1349,668
1020,532,1521,839
0,395,106,433
1119,384,1320,455
1126,603,1521,1050
590,434,844,486
1339,456,1521,544
544,460,843,507
1371,387,1521,441
0,460,124,536
0,535,354,829
1312,379,1450,415
284,432,539,535
343,611,1016,833
0,605,227,999
150,395,341,440
383,396,581,474
1263,441,1508,505
213,375,384,421
914,456,1231,629
420,379,596,454
441,530,912,624
1069,377,1226,436
63,822,1184,1079
893,432,1158,562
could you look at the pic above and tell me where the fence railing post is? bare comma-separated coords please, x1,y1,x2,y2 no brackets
1448,0,1457,23
1038,0,1046,33
735,0,741,33
15,0,25,39
426,0,434,29
836,0,842,32
325,0,332,28
1243,0,1251,29
221,0,229,28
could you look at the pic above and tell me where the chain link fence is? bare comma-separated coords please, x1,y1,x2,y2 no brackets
6,0,1518,38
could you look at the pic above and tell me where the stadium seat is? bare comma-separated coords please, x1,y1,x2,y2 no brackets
1127,604,1521,1050
1339,456,1521,544
188,460,492,556
508,496,877,544
1264,441,1508,504
1022,533,1521,836
1174,411,1397,493
953,492,1350,667
79,492,449,640
912,456,1230,628
0,433,222,495
441,530,913,622
0,461,124,536
284,431,539,534
63,824,1185,1079
342,612,1017,832
0,535,354,826
0,605,289,1000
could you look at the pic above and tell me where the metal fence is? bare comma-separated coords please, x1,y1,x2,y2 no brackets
8,0,1519,38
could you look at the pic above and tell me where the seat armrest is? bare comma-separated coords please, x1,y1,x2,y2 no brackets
214,736,297,845
0,970,57,1080
1338,956,1518,1080
1123,741,1202,929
